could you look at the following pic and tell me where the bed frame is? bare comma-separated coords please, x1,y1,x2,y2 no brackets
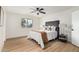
29,20,60,48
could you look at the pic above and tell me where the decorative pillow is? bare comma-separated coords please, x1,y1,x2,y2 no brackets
45,26,49,31
43,26,50,31
43,25,56,31
47,26,51,31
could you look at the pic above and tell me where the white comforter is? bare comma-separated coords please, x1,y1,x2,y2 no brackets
44,30,57,41
28,30,57,48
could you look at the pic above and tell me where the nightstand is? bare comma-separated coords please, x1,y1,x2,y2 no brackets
59,34,67,42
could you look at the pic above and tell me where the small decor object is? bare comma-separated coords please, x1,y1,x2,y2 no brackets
21,18,32,28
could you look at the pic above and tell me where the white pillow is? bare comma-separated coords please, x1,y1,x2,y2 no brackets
51,26,56,31
43,25,56,31
47,26,51,31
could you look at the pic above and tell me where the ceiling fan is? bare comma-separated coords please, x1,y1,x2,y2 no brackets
31,7,46,15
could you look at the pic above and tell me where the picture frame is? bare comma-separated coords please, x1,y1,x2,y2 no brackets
21,18,33,28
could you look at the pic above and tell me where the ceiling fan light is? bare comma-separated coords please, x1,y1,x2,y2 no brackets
37,13,39,15
37,8,39,10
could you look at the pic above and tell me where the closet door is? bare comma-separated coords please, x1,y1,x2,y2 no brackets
72,10,79,47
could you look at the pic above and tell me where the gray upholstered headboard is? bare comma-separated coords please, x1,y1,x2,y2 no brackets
45,20,59,27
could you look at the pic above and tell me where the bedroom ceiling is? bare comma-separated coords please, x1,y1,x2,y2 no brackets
5,6,74,15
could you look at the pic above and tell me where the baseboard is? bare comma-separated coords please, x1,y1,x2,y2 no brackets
6,36,27,40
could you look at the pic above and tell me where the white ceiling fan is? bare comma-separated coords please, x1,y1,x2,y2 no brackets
30,7,46,15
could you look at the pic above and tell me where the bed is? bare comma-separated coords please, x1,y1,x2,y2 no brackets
28,20,60,48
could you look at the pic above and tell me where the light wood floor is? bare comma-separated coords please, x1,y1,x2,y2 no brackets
2,37,79,52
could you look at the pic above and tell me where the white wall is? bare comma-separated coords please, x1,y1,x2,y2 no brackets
6,12,41,39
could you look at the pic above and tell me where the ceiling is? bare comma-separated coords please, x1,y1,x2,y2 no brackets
5,6,74,15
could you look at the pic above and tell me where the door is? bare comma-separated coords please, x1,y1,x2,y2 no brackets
0,6,6,51
72,10,79,47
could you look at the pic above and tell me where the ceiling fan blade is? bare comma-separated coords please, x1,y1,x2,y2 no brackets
30,8,37,13
42,12,46,14
31,10,37,13
30,8,36,11
40,11,46,14
31,11,35,13
40,8,44,10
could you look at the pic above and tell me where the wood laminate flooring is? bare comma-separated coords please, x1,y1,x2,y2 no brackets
2,37,79,52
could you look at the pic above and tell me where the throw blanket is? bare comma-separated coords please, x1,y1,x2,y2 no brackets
32,30,48,43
